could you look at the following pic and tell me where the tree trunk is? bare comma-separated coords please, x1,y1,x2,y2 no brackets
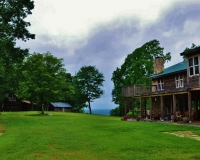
88,101,92,114
41,105,44,114
41,94,44,115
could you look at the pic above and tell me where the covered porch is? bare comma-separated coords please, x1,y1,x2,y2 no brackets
123,85,200,122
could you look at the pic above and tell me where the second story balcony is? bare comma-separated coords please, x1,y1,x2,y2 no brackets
122,84,157,97
122,83,188,98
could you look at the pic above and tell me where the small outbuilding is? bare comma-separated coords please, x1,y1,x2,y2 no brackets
50,102,72,112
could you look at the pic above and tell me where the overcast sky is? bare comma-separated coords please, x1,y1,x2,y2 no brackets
17,0,200,109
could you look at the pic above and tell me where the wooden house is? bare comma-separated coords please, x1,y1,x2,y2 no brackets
122,47,200,121
1,93,32,111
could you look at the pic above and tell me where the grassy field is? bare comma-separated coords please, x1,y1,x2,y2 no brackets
0,112,200,160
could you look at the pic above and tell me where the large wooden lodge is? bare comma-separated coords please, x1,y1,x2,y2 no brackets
122,47,200,121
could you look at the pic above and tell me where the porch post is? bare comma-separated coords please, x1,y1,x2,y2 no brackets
150,97,153,120
124,99,127,115
140,97,142,118
161,96,164,120
173,94,176,116
183,95,186,113
132,98,134,118
144,98,147,118
188,91,192,121
194,96,198,120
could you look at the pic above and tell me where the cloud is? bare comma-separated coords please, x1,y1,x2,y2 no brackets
17,0,200,109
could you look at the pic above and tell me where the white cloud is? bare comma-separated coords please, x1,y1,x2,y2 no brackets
183,20,200,36
19,0,200,109
26,0,176,36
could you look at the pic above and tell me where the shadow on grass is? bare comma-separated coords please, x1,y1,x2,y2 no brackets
25,113,52,117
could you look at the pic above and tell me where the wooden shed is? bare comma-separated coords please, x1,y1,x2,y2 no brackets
50,102,72,112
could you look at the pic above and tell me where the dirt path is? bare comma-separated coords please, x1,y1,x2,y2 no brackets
163,131,200,141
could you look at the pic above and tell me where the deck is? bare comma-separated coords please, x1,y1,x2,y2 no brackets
122,84,188,98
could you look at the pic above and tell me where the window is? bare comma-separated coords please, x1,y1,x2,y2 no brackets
189,57,199,76
176,74,184,88
158,78,164,90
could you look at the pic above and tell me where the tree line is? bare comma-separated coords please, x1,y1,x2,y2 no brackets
2,1,198,117
0,0,104,114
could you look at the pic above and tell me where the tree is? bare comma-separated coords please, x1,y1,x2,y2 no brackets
20,52,73,114
75,66,104,114
111,39,171,116
0,0,35,41
182,43,200,61
109,107,119,116
0,0,35,102
0,0,35,61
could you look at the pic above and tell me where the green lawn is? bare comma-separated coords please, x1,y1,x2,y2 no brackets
0,112,200,160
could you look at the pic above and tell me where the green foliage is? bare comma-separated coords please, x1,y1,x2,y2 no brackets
111,39,171,116
183,43,200,61
20,52,73,114
127,110,139,117
182,117,189,123
0,0,35,102
74,66,105,114
0,0,35,41
1,112,200,159
183,43,200,52
109,107,119,116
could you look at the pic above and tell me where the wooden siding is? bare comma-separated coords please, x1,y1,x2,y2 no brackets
163,72,187,91
188,76,199,88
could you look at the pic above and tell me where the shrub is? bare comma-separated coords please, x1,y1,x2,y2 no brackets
109,107,119,116
121,115,131,121
182,117,189,123
126,111,139,118
172,115,177,122
127,111,132,117
136,116,141,121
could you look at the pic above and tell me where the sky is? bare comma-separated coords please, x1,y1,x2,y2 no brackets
17,0,200,109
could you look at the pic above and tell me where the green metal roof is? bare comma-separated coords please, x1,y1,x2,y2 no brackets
149,61,186,78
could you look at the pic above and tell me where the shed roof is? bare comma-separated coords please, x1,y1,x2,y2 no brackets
149,61,186,79
50,102,72,108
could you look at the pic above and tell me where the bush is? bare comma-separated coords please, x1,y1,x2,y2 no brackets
136,116,141,121
109,107,119,116
127,111,139,118
121,115,132,121
182,117,189,123
171,115,177,122
127,111,132,117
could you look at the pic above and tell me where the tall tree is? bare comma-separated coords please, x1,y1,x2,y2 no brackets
111,39,171,116
75,66,104,114
0,0,35,41
0,0,35,101
20,52,72,114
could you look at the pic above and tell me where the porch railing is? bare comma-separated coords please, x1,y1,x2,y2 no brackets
122,86,134,97
122,84,157,97
134,84,157,96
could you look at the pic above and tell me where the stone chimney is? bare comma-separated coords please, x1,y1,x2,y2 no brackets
154,57,164,74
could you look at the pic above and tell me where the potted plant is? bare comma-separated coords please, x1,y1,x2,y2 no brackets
172,115,177,122
182,116,189,123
